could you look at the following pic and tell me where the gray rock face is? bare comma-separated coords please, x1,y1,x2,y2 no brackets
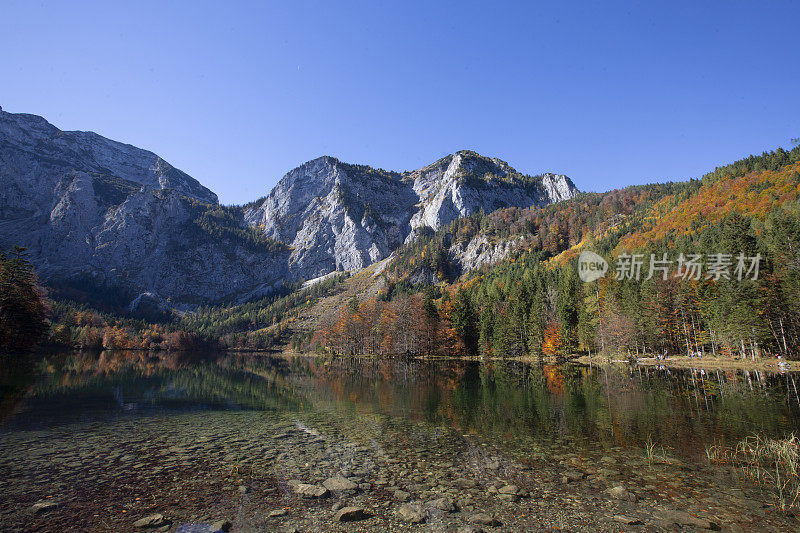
405,152,574,238
0,110,217,205
448,235,525,275
244,156,416,276
0,109,288,306
1,109,579,307
245,150,578,281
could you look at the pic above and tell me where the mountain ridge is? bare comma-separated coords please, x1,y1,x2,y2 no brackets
0,108,578,307
243,150,577,277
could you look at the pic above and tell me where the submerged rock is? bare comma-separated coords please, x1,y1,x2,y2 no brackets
333,506,371,522
608,485,637,502
393,489,411,502
322,476,358,492
30,500,59,514
134,514,169,528
395,503,426,523
293,483,329,498
613,515,642,525
469,513,502,526
426,497,458,512
654,509,720,530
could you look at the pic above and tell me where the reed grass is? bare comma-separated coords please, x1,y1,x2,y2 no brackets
705,433,800,510
644,434,657,466
733,433,800,511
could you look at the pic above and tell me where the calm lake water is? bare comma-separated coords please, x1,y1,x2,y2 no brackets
2,351,800,531
3,352,800,458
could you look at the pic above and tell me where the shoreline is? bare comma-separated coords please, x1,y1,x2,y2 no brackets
574,354,800,372
26,347,800,374
278,349,800,373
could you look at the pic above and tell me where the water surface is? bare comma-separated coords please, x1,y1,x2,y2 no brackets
2,351,799,531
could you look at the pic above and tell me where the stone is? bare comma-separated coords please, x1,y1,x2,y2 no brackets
613,515,642,525
654,510,720,530
134,514,169,528
454,478,478,489
334,506,371,522
426,497,457,512
323,476,358,491
238,485,249,493
469,513,502,526
497,484,520,495
30,501,59,514
458,527,485,533
396,503,426,523
393,489,411,502
210,520,231,533
608,485,637,502
293,483,329,498
269,509,288,517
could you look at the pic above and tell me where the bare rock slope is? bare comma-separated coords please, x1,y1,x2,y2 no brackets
245,150,578,281
1,108,578,307
0,108,287,305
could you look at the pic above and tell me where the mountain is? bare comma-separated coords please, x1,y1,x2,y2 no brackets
0,108,288,307
292,146,800,360
0,108,217,205
244,151,577,279
0,108,578,307
40,143,799,356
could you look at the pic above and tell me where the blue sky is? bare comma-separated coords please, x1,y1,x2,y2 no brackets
2,1,798,204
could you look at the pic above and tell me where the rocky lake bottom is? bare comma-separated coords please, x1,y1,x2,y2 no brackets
1,353,799,532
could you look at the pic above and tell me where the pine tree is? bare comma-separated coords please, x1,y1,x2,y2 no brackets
0,247,48,352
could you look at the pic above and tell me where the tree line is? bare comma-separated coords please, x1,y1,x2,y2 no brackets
311,150,800,360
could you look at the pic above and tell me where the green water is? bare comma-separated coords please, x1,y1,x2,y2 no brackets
4,352,799,459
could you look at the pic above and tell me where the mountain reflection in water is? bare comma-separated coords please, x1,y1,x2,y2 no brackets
3,351,799,462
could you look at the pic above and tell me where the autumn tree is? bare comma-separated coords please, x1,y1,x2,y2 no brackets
541,321,564,357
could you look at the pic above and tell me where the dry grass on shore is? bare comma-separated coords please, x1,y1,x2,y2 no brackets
575,354,800,372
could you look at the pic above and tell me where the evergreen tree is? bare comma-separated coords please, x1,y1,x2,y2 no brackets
0,247,48,352
451,288,479,354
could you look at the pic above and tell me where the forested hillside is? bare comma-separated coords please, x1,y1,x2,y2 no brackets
310,145,800,360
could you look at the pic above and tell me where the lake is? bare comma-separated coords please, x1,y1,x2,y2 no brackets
1,351,799,531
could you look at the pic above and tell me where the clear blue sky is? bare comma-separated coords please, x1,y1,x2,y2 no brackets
2,1,798,204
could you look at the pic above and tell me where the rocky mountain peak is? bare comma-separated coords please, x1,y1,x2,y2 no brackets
243,151,579,281
0,108,218,204
1,108,580,307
